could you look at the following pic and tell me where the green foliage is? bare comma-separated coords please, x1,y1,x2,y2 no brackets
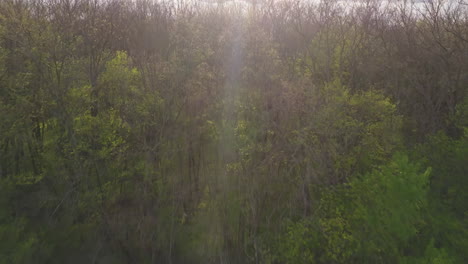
346,154,430,262
0,0,467,263
411,129,468,262
274,154,431,263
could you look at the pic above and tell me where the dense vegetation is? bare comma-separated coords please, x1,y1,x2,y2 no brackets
0,0,467,263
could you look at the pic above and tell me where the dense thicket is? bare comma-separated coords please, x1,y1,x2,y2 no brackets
0,0,467,263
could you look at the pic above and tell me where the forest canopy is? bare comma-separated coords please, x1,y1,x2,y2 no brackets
0,0,467,263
